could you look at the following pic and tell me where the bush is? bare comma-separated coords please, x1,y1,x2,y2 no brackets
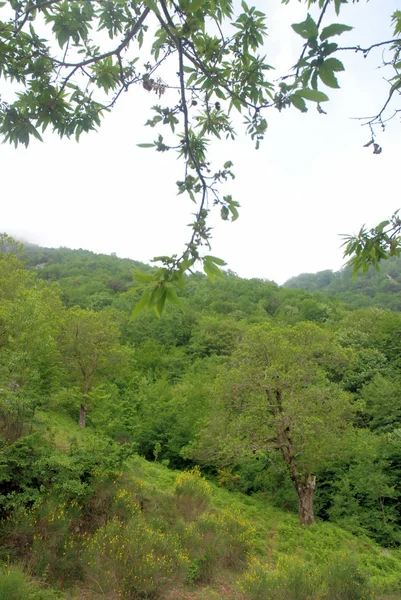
239,554,374,600
174,466,212,522
29,498,81,582
239,556,320,600
323,554,373,600
198,507,256,569
0,565,61,600
85,516,189,598
179,506,256,585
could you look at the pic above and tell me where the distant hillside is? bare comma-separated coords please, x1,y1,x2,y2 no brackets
20,242,348,327
284,256,401,311
22,241,401,316
23,242,152,309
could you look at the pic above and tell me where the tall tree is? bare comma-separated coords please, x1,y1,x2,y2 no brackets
189,322,354,525
0,284,63,441
59,307,129,427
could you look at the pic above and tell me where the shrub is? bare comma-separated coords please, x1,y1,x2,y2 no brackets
28,498,82,582
85,516,189,598
174,466,212,521
0,565,60,600
239,556,320,600
180,506,256,585
198,507,256,569
239,554,374,600
323,554,373,600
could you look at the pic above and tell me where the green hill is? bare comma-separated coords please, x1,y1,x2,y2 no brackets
2,234,401,599
2,408,401,600
284,257,401,311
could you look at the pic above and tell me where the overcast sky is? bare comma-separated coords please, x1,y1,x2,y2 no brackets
1,0,400,284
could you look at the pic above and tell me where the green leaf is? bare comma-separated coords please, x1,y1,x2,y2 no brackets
228,204,239,221
334,0,342,15
165,285,184,309
289,95,308,112
320,23,352,41
294,88,329,102
132,269,155,284
292,14,318,40
204,255,227,266
203,255,226,282
179,257,196,273
215,88,226,100
143,0,160,15
203,261,223,283
319,63,340,88
137,143,155,148
322,58,345,72
323,42,339,57
131,290,151,319
189,0,205,11
221,206,229,220
154,288,167,317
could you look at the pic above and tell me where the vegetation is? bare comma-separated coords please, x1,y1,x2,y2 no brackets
1,234,401,597
1,1,400,300
284,256,401,311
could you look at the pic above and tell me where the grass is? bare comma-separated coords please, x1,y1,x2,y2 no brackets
10,409,401,599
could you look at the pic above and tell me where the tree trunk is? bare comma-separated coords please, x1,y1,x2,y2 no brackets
296,475,316,525
79,379,90,428
275,407,316,526
79,404,87,428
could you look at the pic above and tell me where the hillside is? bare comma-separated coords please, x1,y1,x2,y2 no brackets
284,257,401,311
2,235,401,599
3,408,401,600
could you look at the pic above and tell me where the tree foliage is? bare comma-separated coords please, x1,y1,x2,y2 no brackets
59,306,131,427
188,322,354,525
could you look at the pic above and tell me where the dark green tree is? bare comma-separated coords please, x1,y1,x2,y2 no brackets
188,322,354,525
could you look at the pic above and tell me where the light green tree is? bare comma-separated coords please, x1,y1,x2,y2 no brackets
59,307,131,427
0,233,31,304
189,322,354,525
0,284,63,441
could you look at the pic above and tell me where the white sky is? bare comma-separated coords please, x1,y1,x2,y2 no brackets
1,0,400,284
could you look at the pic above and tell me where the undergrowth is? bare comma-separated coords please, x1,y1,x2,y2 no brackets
1,420,401,600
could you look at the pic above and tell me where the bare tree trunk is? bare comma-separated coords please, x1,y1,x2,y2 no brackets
296,476,316,525
275,406,316,526
79,378,90,428
79,403,87,428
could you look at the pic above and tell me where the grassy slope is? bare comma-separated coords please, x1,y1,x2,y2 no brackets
28,410,401,599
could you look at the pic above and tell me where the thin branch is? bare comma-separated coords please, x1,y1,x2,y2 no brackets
316,0,330,29
352,81,401,127
295,0,330,78
337,39,401,55
155,0,217,264
51,7,151,69
0,0,62,34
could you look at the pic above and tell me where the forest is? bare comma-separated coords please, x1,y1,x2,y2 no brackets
1,232,401,599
